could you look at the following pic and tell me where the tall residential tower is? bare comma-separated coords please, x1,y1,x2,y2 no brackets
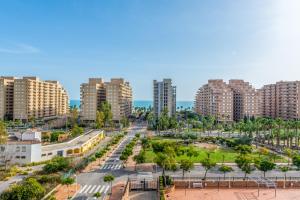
80,78,132,122
153,79,176,117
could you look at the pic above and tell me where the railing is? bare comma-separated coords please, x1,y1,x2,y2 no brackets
171,176,300,181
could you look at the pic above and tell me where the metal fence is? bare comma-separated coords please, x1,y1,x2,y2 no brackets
171,176,300,181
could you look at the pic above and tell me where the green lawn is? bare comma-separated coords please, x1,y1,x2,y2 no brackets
144,146,287,163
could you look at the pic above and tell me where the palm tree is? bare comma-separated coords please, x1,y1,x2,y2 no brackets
275,118,284,147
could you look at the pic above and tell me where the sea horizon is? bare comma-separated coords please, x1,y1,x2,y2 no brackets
70,100,194,109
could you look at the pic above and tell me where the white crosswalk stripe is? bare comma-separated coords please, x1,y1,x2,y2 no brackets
89,185,97,193
100,164,122,170
79,185,110,194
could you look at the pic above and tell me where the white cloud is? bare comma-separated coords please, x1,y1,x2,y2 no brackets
0,43,40,54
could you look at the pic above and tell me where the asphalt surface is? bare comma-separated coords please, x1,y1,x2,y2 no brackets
73,124,146,200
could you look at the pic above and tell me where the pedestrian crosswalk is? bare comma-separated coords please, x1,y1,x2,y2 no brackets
78,184,110,194
100,164,122,170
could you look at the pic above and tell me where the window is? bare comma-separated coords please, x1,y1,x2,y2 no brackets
21,156,26,159
16,146,20,152
22,146,26,152
16,156,20,159
48,152,52,156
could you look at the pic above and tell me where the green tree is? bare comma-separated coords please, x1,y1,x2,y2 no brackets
0,178,45,200
120,116,130,128
292,154,300,170
43,156,71,173
279,166,289,188
255,158,276,177
235,154,253,180
133,150,146,164
154,152,176,185
235,145,252,154
103,174,115,194
200,153,216,180
186,146,199,159
219,165,233,179
95,111,105,129
179,159,194,178
99,101,113,127
69,105,79,128
0,121,7,144
71,124,84,137
61,177,75,198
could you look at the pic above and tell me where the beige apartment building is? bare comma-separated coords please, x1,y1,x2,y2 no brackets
228,80,260,121
80,78,132,122
195,80,233,122
259,81,300,120
13,77,69,121
0,77,15,120
80,78,106,121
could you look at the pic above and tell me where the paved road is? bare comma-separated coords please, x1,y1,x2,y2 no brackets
73,123,146,200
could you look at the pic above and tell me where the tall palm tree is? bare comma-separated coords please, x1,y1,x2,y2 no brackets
275,118,284,147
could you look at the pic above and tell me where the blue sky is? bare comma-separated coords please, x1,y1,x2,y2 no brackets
0,0,300,100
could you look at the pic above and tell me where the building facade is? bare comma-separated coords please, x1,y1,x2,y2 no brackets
0,77,15,120
259,81,300,120
153,79,176,117
195,80,233,122
259,84,277,119
106,78,132,121
80,78,132,122
80,78,106,121
228,80,260,121
13,77,69,121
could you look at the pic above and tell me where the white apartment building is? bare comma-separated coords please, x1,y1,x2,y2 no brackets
153,79,176,117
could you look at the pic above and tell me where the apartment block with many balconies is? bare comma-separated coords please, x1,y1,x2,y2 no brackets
259,81,300,120
80,78,132,122
153,79,176,117
13,77,69,121
259,84,277,119
106,78,132,121
80,78,106,121
195,80,233,122
0,77,15,120
228,79,260,121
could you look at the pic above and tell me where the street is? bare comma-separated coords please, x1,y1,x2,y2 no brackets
73,123,146,200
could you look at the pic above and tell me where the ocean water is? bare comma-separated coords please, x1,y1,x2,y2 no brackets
70,100,193,110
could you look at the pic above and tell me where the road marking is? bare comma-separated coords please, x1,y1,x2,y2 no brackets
99,185,105,193
88,185,97,193
103,165,108,169
95,185,103,193
104,185,110,193
79,185,87,193
82,185,91,193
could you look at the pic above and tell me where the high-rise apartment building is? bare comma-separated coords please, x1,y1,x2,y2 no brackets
106,78,132,121
0,77,15,120
13,77,69,121
153,79,176,117
259,84,277,119
259,81,300,120
228,80,260,121
80,78,132,122
194,80,233,122
80,78,106,121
